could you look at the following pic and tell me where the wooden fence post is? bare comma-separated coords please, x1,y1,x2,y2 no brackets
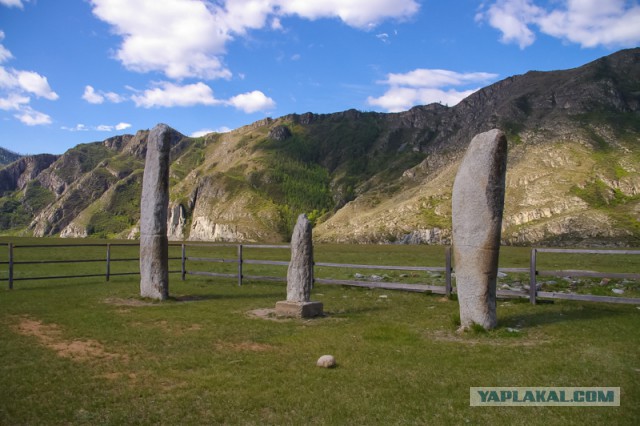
8,242,13,290
529,248,537,305
181,244,186,281
237,244,243,287
106,243,111,282
445,245,452,297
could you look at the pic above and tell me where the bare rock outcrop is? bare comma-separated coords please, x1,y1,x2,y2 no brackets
0,154,58,196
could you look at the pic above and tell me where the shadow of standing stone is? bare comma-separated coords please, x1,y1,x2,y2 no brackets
275,214,323,318
452,129,507,330
140,124,171,300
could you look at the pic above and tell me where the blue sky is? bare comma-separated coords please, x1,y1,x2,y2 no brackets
1,0,639,155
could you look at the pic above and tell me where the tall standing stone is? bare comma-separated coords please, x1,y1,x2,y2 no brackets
275,214,323,318
451,129,507,330
140,124,171,300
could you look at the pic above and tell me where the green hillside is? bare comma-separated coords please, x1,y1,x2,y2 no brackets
0,48,639,245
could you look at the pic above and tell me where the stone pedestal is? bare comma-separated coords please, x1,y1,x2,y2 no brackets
275,301,324,318
276,214,323,318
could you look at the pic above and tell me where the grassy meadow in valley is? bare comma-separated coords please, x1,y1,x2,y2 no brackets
0,238,638,424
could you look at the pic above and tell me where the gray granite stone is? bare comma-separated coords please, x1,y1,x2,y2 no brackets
139,124,171,300
286,214,314,302
452,129,507,330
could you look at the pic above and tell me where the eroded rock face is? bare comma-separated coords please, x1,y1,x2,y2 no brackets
0,154,58,196
189,217,246,242
167,203,186,240
60,223,88,238
452,129,507,330
139,124,171,300
268,125,292,141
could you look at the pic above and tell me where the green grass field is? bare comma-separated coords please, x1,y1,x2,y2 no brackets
0,238,639,424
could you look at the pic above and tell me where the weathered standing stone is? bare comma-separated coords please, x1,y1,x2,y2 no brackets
139,124,172,300
287,214,314,302
452,129,507,330
275,214,323,318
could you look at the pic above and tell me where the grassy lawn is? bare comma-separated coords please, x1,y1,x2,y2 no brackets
0,239,639,424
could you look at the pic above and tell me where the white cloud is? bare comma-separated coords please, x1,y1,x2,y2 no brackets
368,87,479,112
476,0,542,49
383,69,499,88
192,126,232,137
15,107,52,126
82,85,125,104
128,81,274,113
227,90,275,113
277,0,419,29
0,93,29,110
191,129,214,137
0,31,13,63
82,85,104,104
376,33,390,43
104,92,125,103
368,69,498,112
90,0,420,80
115,122,131,130
14,70,58,100
271,17,283,30
478,0,640,49
61,124,90,131
0,0,25,8
0,32,57,126
90,0,232,80
62,122,133,132
131,81,220,108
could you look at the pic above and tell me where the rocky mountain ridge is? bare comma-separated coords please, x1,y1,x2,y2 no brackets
0,147,22,167
1,48,639,245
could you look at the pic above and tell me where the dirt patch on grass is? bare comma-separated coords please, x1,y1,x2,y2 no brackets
129,320,204,334
12,316,125,362
96,372,138,381
104,295,209,307
425,329,551,346
103,297,159,307
246,308,290,322
214,340,275,352
246,308,338,323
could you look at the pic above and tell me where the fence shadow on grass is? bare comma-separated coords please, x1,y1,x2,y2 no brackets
498,303,625,329
170,291,286,302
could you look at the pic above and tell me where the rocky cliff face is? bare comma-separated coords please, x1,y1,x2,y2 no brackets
0,154,59,196
0,48,639,246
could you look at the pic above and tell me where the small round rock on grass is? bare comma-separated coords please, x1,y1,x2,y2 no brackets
316,355,336,368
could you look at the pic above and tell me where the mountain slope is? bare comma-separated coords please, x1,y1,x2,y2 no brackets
0,48,638,245
0,147,22,166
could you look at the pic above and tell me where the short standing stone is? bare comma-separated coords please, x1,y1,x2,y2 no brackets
316,355,336,368
452,129,507,330
139,124,172,300
275,214,323,318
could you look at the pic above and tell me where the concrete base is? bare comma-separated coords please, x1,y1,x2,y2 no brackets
275,301,324,318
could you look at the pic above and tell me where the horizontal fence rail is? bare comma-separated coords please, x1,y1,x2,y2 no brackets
1,241,638,305
0,242,183,288
529,248,640,305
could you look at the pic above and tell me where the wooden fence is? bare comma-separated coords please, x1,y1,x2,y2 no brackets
1,242,638,305
529,248,640,305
